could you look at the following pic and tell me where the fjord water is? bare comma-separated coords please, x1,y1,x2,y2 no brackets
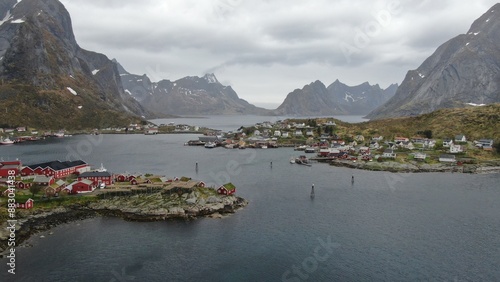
1,123,499,281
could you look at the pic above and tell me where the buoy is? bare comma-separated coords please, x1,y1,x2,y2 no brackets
310,184,315,199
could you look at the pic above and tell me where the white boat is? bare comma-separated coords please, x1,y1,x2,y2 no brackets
261,145,268,149
294,145,307,151
205,142,216,148
96,163,107,172
295,155,312,166
290,158,296,164
0,138,15,145
305,147,316,153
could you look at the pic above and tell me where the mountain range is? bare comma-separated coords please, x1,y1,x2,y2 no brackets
1,0,498,128
274,80,397,116
117,62,271,116
366,3,500,119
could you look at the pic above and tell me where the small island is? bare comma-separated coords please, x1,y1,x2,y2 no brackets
0,162,248,253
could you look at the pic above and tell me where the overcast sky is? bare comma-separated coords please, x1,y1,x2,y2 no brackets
60,0,497,108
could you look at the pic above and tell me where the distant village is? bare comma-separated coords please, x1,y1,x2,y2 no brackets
0,160,236,210
186,119,497,165
0,122,208,145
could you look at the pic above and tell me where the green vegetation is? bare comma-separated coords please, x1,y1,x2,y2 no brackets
0,83,142,130
345,104,500,141
223,183,236,191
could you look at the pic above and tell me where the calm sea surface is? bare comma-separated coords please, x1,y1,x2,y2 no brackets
1,116,499,281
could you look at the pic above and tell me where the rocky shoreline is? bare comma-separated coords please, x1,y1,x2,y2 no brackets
0,190,248,254
329,160,500,173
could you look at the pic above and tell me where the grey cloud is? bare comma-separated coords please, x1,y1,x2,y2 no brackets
60,0,499,106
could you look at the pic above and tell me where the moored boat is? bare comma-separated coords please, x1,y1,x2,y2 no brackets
305,147,316,153
204,142,216,149
295,155,312,166
0,138,15,145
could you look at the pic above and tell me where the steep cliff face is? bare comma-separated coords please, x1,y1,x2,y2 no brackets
0,0,149,128
274,80,396,116
367,4,500,120
118,61,271,115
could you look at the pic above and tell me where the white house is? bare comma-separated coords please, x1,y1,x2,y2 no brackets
443,138,453,148
371,135,383,141
394,136,409,142
412,136,426,144
449,144,464,154
281,132,289,138
274,130,281,137
369,141,380,149
382,149,396,158
423,139,436,148
414,152,427,161
306,129,314,136
398,141,414,150
295,130,303,136
439,154,456,163
455,135,467,143
476,139,494,147
359,146,370,155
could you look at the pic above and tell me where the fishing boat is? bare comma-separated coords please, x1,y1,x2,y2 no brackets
0,138,15,145
294,145,307,151
295,155,312,166
204,142,216,149
305,147,316,153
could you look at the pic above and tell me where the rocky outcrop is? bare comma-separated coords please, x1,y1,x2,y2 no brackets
329,160,500,173
367,4,500,120
0,189,248,253
88,190,248,221
0,207,97,254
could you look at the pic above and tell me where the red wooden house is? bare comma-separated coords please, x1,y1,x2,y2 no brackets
21,160,89,179
64,179,95,194
78,171,113,186
217,183,236,195
115,174,127,182
16,198,34,209
0,160,22,177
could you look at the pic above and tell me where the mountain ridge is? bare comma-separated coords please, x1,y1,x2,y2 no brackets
117,61,272,116
274,79,397,116
366,3,500,120
0,0,150,129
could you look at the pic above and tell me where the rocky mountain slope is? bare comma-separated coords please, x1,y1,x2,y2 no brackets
367,3,500,120
274,80,397,116
0,0,149,129
118,62,271,116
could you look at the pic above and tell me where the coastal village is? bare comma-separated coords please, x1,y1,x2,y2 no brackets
0,159,238,211
185,118,499,171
